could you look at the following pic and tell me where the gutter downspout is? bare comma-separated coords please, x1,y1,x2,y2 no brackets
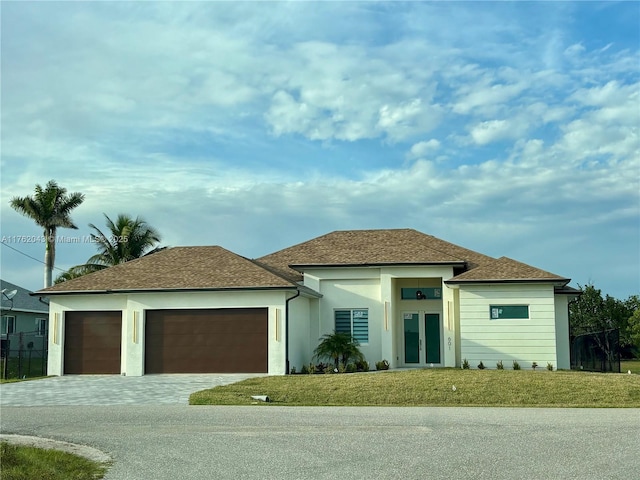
285,289,300,375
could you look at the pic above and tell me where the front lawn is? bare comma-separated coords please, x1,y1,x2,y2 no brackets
0,442,107,480
621,359,640,375
190,369,640,407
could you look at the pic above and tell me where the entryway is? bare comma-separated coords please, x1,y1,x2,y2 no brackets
402,312,441,365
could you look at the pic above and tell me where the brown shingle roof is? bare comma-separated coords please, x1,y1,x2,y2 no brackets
446,256,569,284
37,246,298,294
37,230,570,295
256,229,493,280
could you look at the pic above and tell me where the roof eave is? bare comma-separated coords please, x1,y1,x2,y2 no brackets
0,307,49,314
291,261,466,272
554,286,583,295
33,285,302,296
445,278,570,286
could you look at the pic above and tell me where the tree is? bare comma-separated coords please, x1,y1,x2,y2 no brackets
55,213,162,283
625,295,640,355
570,284,639,361
313,331,365,369
10,180,85,288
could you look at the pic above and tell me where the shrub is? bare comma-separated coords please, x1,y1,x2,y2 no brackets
496,360,504,370
314,362,329,374
290,366,297,374
313,331,365,369
300,364,309,375
346,363,357,373
356,360,370,372
462,358,470,369
477,361,486,370
531,362,538,371
375,359,390,371
512,360,521,370
547,362,553,371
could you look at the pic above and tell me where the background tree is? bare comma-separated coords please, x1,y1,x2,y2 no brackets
625,295,640,355
55,213,162,283
10,180,85,288
313,331,365,370
570,284,638,360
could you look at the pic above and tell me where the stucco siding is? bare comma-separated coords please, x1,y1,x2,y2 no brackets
288,295,312,372
48,290,291,376
554,295,571,370
459,284,558,368
316,274,382,366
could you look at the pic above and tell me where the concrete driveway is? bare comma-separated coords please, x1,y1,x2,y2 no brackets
0,374,263,406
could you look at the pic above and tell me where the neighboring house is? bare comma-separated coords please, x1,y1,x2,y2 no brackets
1,279,49,354
35,229,580,376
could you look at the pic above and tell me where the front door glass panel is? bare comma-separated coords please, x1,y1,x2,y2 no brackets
404,314,419,363
425,313,441,364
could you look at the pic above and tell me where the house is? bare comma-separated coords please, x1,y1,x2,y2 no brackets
35,229,579,376
1,279,49,355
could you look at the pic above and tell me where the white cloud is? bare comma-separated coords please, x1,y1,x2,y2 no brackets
452,80,529,116
469,120,512,145
1,1,639,299
408,139,441,159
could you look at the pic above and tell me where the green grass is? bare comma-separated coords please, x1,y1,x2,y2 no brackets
621,359,640,375
0,376,49,384
1,357,47,381
0,442,107,480
190,369,640,407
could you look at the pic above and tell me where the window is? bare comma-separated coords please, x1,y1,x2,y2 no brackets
490,305,529,319
1,316,16,334
335,309,368,343
401,287,442,300
36,318,47,336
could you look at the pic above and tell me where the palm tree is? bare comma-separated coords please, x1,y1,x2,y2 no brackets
55,213,162,283
10,180,85,288
313,331,365,369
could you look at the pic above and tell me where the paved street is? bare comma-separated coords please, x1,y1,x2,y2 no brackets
1,404,639,480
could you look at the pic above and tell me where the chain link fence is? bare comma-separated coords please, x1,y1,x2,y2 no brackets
1,330,48,379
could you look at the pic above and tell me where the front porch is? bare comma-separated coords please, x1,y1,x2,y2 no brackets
380,272,459,369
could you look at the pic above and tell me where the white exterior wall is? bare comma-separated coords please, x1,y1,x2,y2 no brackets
383,266,456,367
310,268,382,365
47,290,294,376
458,284,558,369
303,265,457,368
287,295,312,372
47,294,127,376
554,295,571,370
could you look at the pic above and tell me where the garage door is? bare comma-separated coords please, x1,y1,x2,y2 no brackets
145,308,268,374
64,311,122,374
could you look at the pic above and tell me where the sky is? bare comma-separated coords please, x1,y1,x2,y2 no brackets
1,1,638,299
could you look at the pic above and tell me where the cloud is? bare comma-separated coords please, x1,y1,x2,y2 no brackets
408,140,441,159
1,1,638,300
452,78,530,116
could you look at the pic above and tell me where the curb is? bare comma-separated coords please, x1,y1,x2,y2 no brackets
0,434,111,463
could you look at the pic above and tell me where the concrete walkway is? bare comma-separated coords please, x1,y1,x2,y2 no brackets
0,374,263,406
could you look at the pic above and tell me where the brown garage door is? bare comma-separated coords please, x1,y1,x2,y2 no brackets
145,308,268,374
64,311,122,374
